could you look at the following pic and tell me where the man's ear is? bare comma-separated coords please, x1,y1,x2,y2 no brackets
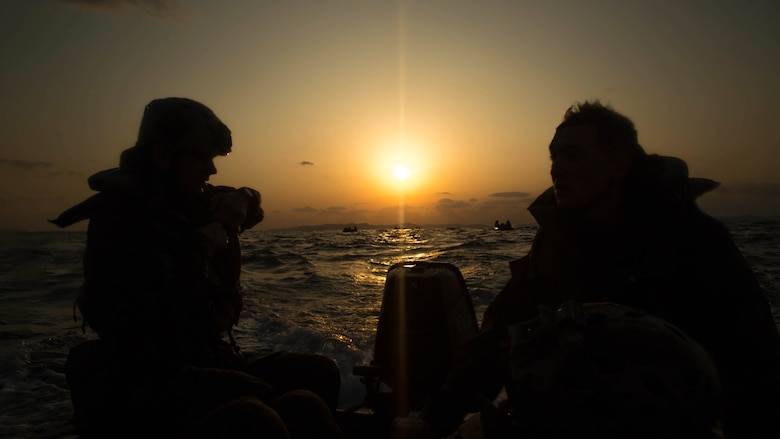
151,143,173,171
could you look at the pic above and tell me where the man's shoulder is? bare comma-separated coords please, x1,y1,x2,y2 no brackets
666,208,743,263
89,192,152,228
679,207,730,237
88,193,194,248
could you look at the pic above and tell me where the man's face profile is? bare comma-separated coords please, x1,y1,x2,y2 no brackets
172,149,218,196
549,124,623,211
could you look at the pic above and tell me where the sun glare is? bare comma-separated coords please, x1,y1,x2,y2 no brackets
370,138,432,195
393,165,411,181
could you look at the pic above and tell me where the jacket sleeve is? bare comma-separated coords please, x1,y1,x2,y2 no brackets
238,187,264,231
208,185,264,232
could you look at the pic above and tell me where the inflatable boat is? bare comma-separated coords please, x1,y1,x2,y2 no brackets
337,261,479,438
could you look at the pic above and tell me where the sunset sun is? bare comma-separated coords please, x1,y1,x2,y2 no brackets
370,139,432,195
393,165,411,181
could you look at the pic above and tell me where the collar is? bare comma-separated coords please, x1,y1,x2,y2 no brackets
528,155,719,231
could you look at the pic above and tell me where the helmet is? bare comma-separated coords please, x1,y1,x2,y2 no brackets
506,301,723,438
136,97,232,156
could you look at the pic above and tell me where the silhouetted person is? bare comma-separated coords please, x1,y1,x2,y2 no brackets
394,100,780,438
51,97,344,439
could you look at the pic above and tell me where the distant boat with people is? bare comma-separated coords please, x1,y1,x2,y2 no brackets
342,226,358,233
494,219,513,231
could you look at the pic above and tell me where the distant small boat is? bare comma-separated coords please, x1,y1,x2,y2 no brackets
342,226,358,233
494,219,513,231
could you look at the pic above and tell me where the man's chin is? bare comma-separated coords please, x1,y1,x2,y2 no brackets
178,185,206,197
554,195,582,210
554,190,569,206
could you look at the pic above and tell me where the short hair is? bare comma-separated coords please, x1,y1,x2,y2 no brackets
556,100,646,162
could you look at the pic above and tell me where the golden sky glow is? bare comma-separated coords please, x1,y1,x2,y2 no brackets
1,0,779,231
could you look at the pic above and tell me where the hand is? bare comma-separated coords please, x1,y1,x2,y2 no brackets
211,190,250,229
391,417,437,439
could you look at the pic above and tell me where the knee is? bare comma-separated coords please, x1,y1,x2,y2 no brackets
273,391,344,439
274,389,330,414
308,355,341,384
313,356,341,399
187,396,290,439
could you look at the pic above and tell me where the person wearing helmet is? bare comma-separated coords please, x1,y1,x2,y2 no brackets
394,100,780,439
51,98,344,439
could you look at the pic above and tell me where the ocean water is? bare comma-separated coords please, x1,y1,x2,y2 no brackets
0,220,778,438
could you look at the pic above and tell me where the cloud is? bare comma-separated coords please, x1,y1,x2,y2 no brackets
489,191,531,199
716,182,780,197
682,181,780,218
323,206,346,214
47,170,85,177
481,192,534,210
299,161,314,166
376,204,425,217
434,198,471,212
0,159,53,170
287,204,373,222
57,0,181,18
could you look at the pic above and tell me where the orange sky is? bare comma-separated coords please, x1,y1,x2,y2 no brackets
1,0,779,231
